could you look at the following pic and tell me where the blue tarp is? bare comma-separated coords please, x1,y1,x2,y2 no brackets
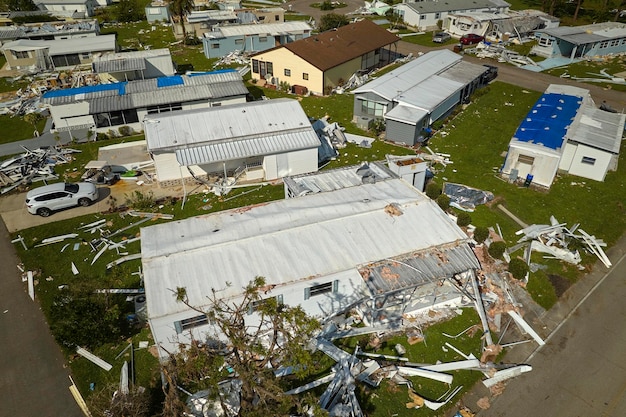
513,93,582,150
156,75,184,88
43,82,126,98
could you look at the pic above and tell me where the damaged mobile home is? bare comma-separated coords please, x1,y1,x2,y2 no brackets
142,165,488,358
501,84,626,188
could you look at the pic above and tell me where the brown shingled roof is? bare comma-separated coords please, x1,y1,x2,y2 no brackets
282,19,400,71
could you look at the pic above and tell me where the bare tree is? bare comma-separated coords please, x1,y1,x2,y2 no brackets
162,277,326,417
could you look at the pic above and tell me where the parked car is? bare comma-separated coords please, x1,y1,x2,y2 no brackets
460,33,485,45
25,182,99,217
432,32,451,43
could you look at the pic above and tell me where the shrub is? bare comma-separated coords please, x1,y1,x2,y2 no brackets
456,211,472,227
488,241,507,259
473,226,489,244
508,258,529,280
320,0,334,10
425,181,441,199
370,119,386,135
436,194,450,211
125,190,155,211
118,125,133,137
97,132,109,141
279,81,291,92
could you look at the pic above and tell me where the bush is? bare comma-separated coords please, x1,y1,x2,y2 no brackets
118,125,133,137
436,194,450,211
125,190,155,211
488,241,507,259
473,226,489,244
425,181,441,199
96,132,109,141
279,81,291,92
456,211,472,227
320,0,334,10
508,258,529,280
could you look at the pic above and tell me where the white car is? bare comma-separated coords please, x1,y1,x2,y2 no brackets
25,182,99,217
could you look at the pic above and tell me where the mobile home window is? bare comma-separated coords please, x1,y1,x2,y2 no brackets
13,50,29,59
304,281,338,300
235,38,244,45
175,314,209,333
518,154,535,165
360,99,385,117
284,68,291,76
211,43,219,49
420,14,426,19
252,59,259,73
581,156,596,165
247,295,283,314
259,36,267,42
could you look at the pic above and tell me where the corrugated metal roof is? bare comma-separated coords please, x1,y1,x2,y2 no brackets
176,129,321,165
400,75,463,111
217,21,312,37
0,29,26,39
92,57,146,73
144,98,315,152
569,107,625,153
42,70,248,112
284,161,395,195
141,178,477,318
363,244,479,294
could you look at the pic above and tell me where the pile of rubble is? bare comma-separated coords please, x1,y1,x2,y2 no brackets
468,43,538,67
0,146,80,194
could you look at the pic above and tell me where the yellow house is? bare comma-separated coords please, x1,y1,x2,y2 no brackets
249,20,400,96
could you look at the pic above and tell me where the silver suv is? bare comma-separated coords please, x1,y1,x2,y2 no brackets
25,182,99,217
433,32,451,43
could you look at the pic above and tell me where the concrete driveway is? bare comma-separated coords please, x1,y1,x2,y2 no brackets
0,179,182,233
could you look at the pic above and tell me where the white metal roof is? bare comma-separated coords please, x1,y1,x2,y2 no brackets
353,49,461,101
144,98,318,153
569,107,625,153
4,34,118,55
215,21,312,37
141,178,475,319
384,104,428,125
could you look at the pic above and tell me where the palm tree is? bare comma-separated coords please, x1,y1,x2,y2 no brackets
169,0,195,40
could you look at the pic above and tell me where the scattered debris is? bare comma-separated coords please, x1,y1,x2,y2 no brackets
444,183,494,212
76,346,113,371
71,262,79,275
0,147,80,194
69,375,93,417
27,271,35,300
513,216,611,268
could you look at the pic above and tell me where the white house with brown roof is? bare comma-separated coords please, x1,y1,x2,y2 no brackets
249,19,400,96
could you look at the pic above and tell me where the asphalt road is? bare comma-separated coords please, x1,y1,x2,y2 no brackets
480,240,626,416
0,216,83,417
395,41,626,111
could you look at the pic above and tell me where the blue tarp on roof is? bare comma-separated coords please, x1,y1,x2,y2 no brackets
156,75,184,87
43,82,127,98
513,93,582,150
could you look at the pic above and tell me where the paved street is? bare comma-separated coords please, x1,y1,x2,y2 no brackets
0,217,82,417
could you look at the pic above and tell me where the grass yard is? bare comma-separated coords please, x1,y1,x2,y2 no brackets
0,114,47,143
427,81,626,302
545,56,626,93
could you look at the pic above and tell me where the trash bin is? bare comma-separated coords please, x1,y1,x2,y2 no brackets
524,173,534,187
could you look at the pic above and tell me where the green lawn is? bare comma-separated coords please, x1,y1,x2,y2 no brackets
0,114,47,143
545,56,626,92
